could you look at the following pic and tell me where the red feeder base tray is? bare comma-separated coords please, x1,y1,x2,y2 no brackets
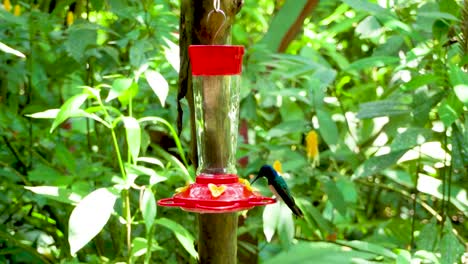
157,174,276,213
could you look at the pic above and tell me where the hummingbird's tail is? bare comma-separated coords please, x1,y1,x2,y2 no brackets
291,204,304,218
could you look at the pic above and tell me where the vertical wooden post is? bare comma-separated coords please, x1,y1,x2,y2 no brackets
178,0,243,263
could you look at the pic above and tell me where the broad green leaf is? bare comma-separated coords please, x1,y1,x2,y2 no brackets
347,56,399,71
25,186,83,205
51,93,89,133
268,120,307,138
401,74,441,91
140,188,156,232
65,22,97,62
156,218,198,259
322,179,347,216
26,109,59,119
130,237,163,258
145,70,169,107
449,65,468,107
381,170,415,188
390,127,433,151
279,99,304,121
260,0,309,51
440,220,465,264
136,157,164,167
126,164,167,186
357,99,411,119
417,174,468,215
276,203,294,248
106,78,133,102
316,109,339,151
336,177,358,204
337,240,397,259
356,16,383,39
297,199,334,234
0,41,26,58
437,93,463,127
352,150,407,179
265,241,378,264
28,164,74,185
262,202,280,242
417,11,459,21
69,188,118,255
396,250,412,264
341,0,387,14
416,218,438,251
122,116,141,162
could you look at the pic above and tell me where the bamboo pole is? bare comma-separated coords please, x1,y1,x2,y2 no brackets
178,1,243,263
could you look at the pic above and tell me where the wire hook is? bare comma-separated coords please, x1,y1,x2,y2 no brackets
206,0,226,44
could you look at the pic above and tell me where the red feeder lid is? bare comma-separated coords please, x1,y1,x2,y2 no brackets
189,45,244,76
158,174,276,213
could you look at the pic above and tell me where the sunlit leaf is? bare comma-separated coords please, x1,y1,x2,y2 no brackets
265,241,378,264
69,188,118,255
262,202,280,242
156,218,198,259
145,70,169,107
51,93,89,133
352,150,407,180
122,116,141,162
25,186,83,205
26,109,60,119
140,188,156,232
0,41,26,58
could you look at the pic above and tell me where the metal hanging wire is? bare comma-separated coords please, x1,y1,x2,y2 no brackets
206,0,226,44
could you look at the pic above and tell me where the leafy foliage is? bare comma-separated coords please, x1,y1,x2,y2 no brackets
0,0,467,263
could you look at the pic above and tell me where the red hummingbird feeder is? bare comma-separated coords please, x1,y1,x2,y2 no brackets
157,45,275,213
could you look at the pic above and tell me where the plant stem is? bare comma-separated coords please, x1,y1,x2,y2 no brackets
96,95,132,256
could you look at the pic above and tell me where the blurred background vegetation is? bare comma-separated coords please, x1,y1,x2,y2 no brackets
0,0,467,263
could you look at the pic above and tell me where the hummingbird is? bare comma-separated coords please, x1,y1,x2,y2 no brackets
251,165,303,217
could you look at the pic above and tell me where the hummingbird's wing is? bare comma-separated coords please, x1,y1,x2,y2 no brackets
271,176,304,217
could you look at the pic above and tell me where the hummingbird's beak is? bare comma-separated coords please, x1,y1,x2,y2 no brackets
250,174,261,185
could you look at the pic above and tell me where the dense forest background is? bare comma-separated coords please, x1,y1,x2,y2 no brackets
0,0,467,263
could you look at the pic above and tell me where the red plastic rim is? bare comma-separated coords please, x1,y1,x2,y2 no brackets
189,45,244,76
157,174,276,213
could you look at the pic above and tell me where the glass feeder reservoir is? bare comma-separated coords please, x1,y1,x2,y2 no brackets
158,45,275,213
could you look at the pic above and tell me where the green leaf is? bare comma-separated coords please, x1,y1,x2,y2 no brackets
25,186,83,205
417,174,468,215
65,22,97,62
107,78,133,102
260,0,309,51
396,250,412,264
347,56,399,71
401,74,441,92
51,93,89,133
437,92,464,127
322,179,347,216
336,240,397,259
26,109,59,119
390,127,433,151
357,99,411,119
356,16,383,39
440,220,465,264
68,188,118,255
297,199,334,234
381,170,415,188
268,120,307,138
352,150,407,179
122,116,141,162
140,188,156,233
145,70,169,107
417,11,459,21
156,218,198,259
341,0,388,14
0,41,26,58
316,109,339,151
262,202,280,242
449,65,468,107
280,99,304,121
416,218,438,251
265,241,378,264
276,203,294,247
130,237,163,258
